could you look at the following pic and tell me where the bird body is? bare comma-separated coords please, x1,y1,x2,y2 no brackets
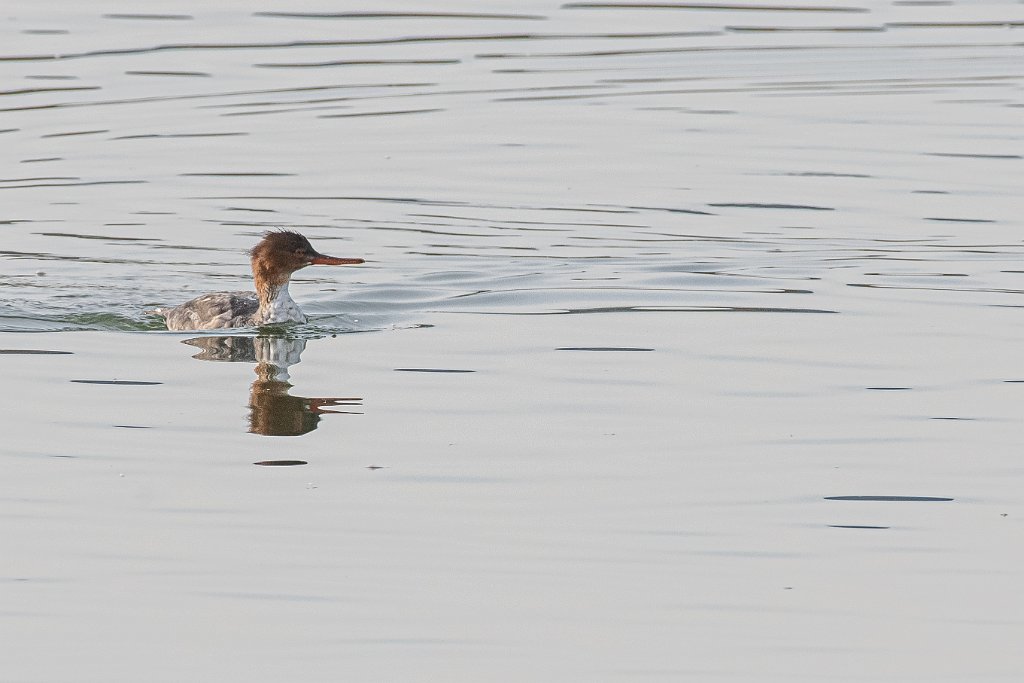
150,231,363,331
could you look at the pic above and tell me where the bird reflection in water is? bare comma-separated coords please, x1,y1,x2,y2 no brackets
183,335,362,436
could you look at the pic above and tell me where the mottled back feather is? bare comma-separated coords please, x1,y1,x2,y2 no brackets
159,291,259,331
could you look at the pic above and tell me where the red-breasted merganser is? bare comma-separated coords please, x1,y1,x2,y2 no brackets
150,231,363,331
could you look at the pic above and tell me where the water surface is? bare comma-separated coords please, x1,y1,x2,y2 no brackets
2,0,1022,680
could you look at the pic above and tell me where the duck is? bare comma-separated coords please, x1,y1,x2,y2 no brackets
149,231,363,331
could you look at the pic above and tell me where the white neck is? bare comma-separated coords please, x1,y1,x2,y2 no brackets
256,281,306,324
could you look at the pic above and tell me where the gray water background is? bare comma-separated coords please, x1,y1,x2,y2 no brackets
1,1,1023,680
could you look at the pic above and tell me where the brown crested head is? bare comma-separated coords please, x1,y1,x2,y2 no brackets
250,230,363,283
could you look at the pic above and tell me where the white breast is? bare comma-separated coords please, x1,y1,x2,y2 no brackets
256,283,307,325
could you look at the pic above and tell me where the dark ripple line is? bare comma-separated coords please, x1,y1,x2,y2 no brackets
507,76,986,101
849,283,1024,294
0,31,731,63
394,368,476,373
924,217,996,223
197,196,669,216
410,212,634,229
126,70,211,77
825,495,953,502
318,107,443,118
255,11,547,20
103,13,193,20
448,305,838,315
204,84,610,111
563,2,869,11
113,133,247,139
888,20,1024,28
728,25,884,32
195,194,465,206
180,172,294,177
0,180,145,190
35,232,161,241
779,171,872,178
709,202,834,210
0,349,72,355
255,59,461,68
764,74,1021,87
40,129,109,138
453,285,811,297
0,82,434,113
0,35,549,62
0,250,166,265
0,176,78,182
478,40,1018,60
0,87,100,96
70,379,162,386
556,346,654,351
926,152,1022,160
596,203,716,215
382,225,504,237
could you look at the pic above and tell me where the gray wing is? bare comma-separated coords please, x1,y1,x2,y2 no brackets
158,291,259,331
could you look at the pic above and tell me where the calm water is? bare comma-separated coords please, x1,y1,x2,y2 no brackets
2,1,1023,680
